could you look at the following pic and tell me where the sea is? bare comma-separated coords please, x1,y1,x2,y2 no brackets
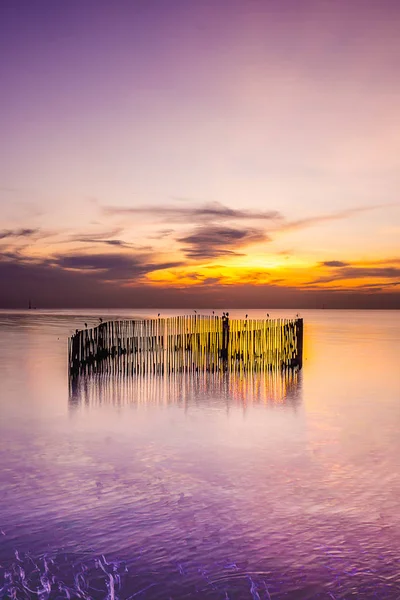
0,309,399,599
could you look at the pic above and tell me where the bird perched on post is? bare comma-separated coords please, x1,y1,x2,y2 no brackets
245,314,248,319
99,318,103,323
158,313,160,317
84,323,87,328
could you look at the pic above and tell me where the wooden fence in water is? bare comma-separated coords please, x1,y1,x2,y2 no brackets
68,315,303,376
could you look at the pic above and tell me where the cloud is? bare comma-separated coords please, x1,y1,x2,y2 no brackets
0,250,25,261
102,201,393,246
71,237,133,248
60,229,155,251
55,252,183,281
0,228,39,240
311,266,400,284
321,260,350,267
1,252,399,309
66,228,136,248
177,225,268,259
58,253,140,271
356,281,400,289
67,228,123,241
102,201,278,260
148,229,175,240
354,257,400,266
281,204,394,232
345,267,400,279
103,201,282,223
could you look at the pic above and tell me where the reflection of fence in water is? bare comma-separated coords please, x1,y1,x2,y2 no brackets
69,315,303,375
68,370,301,410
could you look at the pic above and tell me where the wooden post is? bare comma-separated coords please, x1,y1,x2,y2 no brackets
221,314,229,370
296,318,304,369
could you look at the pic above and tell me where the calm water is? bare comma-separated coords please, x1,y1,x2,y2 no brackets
0,309,399,599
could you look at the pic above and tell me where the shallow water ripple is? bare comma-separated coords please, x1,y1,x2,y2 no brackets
0,310,399,598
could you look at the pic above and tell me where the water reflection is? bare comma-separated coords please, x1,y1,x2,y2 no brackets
2,310,400,598
69,369,302,412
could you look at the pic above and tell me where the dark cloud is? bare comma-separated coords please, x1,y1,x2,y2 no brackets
72,237,132,248
322,260,350,267
56,252,183,280
311,266,400,284
66,228,132,247
0,250,25,261
342,266,400,279
102,240,127,246
102,201,393,246
1,253,399,309
356,281,400,289
64,228,161,252
0,228,39,240
177,225,268,259
66,231,154,252
58,253,142,271
103,201,282,223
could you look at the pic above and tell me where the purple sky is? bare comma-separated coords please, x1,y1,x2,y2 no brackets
1,0,400,308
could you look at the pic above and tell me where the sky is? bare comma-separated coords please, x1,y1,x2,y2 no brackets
1,0,399,308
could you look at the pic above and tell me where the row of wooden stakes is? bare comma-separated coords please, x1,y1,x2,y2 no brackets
68,315,303,376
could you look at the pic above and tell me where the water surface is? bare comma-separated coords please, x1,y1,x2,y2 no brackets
0,309,399,599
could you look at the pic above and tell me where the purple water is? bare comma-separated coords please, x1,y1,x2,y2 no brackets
0,309,399,599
